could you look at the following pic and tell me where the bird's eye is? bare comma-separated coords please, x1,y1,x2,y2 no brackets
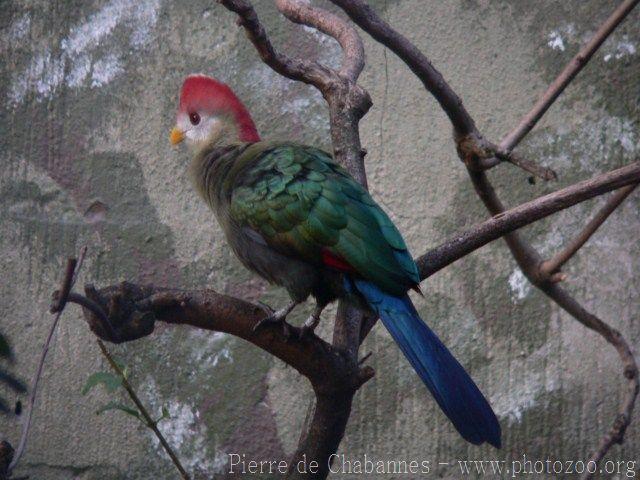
189,112,200,125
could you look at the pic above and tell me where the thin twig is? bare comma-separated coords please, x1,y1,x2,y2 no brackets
500,0,640,152
493,147,557,181
329,0,476,136
8,255,80,474
540,183,638,277
540,282,639,473
417,162,640,279
96,340,191,480
358,351,372,366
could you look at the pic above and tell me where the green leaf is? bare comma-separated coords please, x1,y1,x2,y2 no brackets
0,397,9,414
156,405,170,424
0,333,13,361
95,401,141,421
81,371,122,395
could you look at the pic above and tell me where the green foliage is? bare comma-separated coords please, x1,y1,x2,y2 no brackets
0,332,26,414
96,401,142,420
0,333,12,360
157,405,171,425
81,371,122,395
83,365,170,427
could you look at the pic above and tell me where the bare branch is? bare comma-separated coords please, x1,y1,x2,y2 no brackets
219,0,370,183
329,0,476,136
541,283,639,473
417,162,640,279
274,0,365,81
493,147,557,181
331,0,557,181
79,283,371,390
540,183,638,277
218,0,332,90
8,250,85,475
337,0,639,471
471,143,558,181
217,2,373,474
467,167,638,480
500,0,640,152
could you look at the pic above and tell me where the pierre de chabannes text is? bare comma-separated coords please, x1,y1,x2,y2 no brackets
228,453,637,477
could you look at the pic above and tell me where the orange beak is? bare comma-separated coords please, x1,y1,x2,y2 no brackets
170,126,185,145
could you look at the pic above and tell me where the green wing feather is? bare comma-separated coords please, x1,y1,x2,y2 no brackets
229,142,419,296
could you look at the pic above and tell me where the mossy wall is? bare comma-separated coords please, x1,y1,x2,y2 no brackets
1,1,638,478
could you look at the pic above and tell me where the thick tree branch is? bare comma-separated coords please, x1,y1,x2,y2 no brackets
540,183,638,277
76,282,375,480
417,162,640,279
76,280,374,480
72,280,376,480
79,283,372,393
500,0,640,152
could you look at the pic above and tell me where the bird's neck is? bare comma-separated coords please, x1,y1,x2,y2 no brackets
189,142,252,212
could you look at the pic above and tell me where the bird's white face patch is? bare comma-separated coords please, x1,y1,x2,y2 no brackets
178,112,222,149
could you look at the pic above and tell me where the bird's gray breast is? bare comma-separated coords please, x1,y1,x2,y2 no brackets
224,225,319,302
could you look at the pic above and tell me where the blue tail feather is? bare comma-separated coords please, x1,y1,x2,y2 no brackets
350,278,501,448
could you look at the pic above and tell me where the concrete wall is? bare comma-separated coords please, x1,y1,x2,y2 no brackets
1,1,638,478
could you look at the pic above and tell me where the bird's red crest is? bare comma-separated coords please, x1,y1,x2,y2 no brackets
179,74,260,142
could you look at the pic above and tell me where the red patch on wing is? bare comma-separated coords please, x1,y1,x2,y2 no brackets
321,249,356,273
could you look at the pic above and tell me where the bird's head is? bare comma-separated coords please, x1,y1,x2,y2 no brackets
169,74,260,152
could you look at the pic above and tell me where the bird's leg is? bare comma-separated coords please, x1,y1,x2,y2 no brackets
299,303,326,339
253,300,299,338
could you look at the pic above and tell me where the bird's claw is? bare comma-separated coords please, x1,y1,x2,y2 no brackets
298,324,312,340
298,313,321,340
257,300,275,315
253,310,293,339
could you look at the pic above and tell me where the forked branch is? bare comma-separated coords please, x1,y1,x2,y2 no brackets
329,1,639,476
417,162,640,279
539,183,638,277
500,0,640,152
330,0,556,180
274,0,364,81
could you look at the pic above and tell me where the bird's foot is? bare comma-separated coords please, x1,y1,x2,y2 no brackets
253,301,297,339
298,308,323,340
